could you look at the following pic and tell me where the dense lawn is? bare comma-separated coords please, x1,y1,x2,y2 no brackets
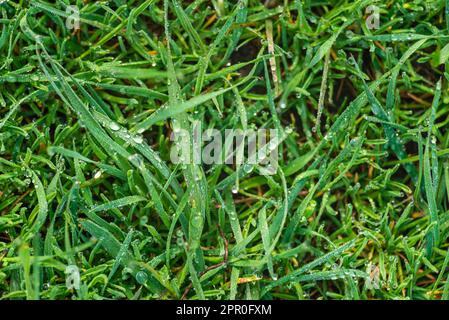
0,0,449,300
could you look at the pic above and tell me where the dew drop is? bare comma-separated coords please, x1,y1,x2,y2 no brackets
176,229,184,237
176,237,185,246
279,101,287,109
133,135,143,144
136,271,148,284
93,171,102,179
109,122,120,131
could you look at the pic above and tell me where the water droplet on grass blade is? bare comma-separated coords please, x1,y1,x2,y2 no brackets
136,271,148,284
109,122,120,131
128,154,144,169
93,171,102,179
279,101,287,109
242,164,253,173
132,135,143,144
176,237,184,246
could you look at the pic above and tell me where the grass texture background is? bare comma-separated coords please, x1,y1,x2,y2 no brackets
1,0,449,300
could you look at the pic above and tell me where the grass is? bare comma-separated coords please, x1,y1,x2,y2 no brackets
0,0,449,300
